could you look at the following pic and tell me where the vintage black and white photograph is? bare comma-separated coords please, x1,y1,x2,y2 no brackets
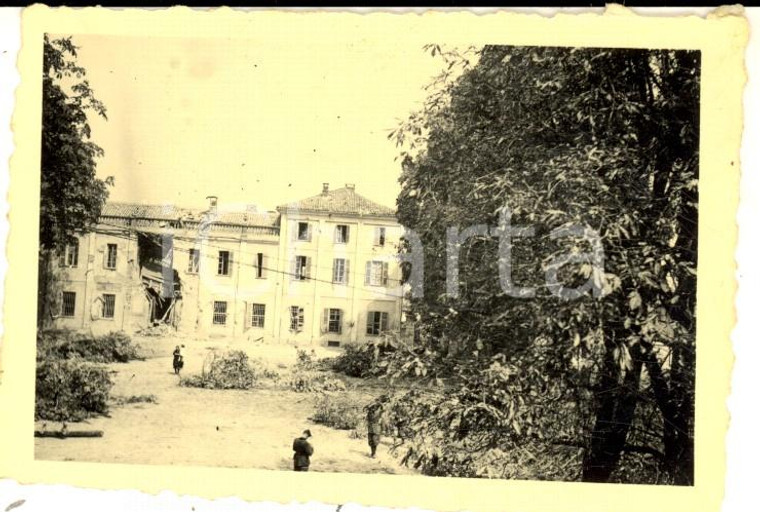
32,30,702,487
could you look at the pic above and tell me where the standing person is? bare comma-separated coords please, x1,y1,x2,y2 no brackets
366,402,382,458
292,429,314,471
172,345,184,374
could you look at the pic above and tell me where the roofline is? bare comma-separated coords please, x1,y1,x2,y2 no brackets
275,206,397,219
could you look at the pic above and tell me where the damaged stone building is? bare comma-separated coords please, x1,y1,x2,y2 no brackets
46,184,404,346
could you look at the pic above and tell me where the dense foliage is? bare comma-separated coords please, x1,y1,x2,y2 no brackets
40,35,111,251
38,36,112,328
311,394,365,431
35,329,141,421
37,330,141,363
181,350,279,390
36,359,113,421
387,45,699,484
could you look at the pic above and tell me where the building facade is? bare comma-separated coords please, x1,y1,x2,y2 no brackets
45,184,403,346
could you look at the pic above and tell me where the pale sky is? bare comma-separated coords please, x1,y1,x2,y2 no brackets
67,34,448,213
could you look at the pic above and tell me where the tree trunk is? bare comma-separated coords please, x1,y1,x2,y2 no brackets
642,344,694,485
582,337,643,482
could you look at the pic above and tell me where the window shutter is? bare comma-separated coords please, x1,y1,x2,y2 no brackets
305,257,312,279
322,308,329,334
334,226,339,243
381,312,389,332
332,259,338,282
345,259,350,284
102,246,108,268
365,261,371,285
382,262,389,286
290,221,298,241
366,312,373,334
299,308,305,329
228,252,234,275
261,254,267,277
307,223,312,242
337,309,343,334
345,226,350,244
373,227,380,246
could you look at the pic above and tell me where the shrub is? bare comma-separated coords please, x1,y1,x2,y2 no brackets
37,329,141,363
311,394,365,430
35,359,114,421
181,350,279,390
287,370,346,393
331,343,378,378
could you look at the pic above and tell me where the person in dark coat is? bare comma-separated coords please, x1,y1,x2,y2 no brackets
172,345,184,374
292,429,314,471
366,403,382,458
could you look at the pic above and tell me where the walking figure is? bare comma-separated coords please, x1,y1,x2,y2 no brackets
173,345,184,374
292,429,314,471
366,402,382,458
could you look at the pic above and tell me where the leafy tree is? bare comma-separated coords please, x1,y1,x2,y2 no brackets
385,45,699,484
38,36,112,326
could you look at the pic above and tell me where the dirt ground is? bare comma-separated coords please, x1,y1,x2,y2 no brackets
34,335,415,475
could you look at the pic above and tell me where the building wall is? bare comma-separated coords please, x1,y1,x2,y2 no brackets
276,212,403,346
49,211,404,347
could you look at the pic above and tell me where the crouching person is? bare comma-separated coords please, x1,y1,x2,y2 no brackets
292,429,314,471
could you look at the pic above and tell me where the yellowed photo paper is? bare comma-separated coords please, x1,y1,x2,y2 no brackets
0,5,748,512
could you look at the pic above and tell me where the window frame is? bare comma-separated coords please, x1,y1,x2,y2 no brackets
187,248,200,274
335,224,349,244
60,240,79,268
250,303,266,328
60,291,76,317
105,243,118,270
102,293,116,319
328,308,342,334
212,300,228,325
297,222,311,241
366,311,389,336
255,252,265,279
217,250,232,276
289,305,305,332
293,255,311,281
373,227,386,247
365,260,389,287
332,258,349,284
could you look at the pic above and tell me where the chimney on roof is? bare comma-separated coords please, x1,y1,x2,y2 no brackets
322,183,330,195
246,204,259,214
206,195,218,213
345,183,355,191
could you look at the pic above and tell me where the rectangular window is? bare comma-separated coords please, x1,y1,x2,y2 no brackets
327,340,341,348
366,311,389,336
293,255,311,281
60,291,76,317
105,244,118,269
255,252,265,278
217,251,231,276
102,294,116,319
187,248,200,273
251,303,266,328
327,308,342,334
332,258,349,284
365,260,389,286
335,225,349,244
59,240,79,268
213,301,228,325
297,222,311,241
290,306,305,332
373,227,386,247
